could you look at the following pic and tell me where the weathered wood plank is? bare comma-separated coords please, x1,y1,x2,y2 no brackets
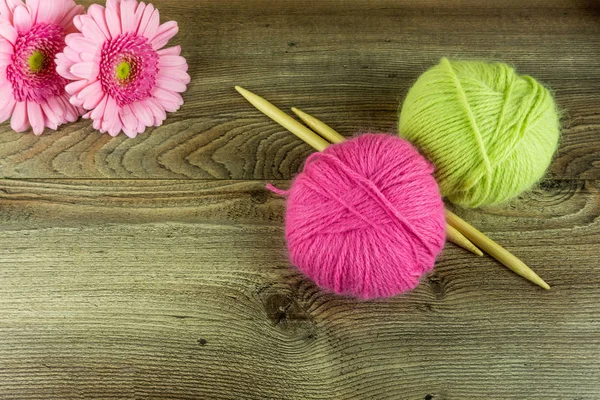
0,179,598,399
0,0,598,180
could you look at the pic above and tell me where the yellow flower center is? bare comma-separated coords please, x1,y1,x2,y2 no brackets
28,50,45,73
116,61,131,80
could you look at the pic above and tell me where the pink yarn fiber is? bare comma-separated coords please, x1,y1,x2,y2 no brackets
283,134,446,299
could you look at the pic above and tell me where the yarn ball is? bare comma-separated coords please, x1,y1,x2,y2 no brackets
399,58,560,208
283,134,446,299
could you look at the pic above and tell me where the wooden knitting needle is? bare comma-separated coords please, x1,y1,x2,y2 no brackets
235,85,481,257
291,105,551,291
445,210,551,290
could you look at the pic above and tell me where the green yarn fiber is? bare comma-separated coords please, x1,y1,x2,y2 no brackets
399,58,560,208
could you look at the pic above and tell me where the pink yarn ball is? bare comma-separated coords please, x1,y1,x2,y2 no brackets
284,134,446,299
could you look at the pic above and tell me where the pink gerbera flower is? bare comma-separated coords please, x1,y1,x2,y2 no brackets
0,0,84,135
56,0,189,138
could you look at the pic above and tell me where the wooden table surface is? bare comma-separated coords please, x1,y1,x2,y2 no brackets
1,1,599,399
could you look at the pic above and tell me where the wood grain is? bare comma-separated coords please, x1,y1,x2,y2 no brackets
0,179,599,400
0,0,599,399
0,0,598,180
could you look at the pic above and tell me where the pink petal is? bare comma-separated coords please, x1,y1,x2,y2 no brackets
156,75,187,93
81,15,107,42
35,0,66,25
157,45,180,57
152,87,181,105
70,61,99,80
41,100,63,126
0,0,24,22
25,0,39,21
92,118,101,130
60,94,80,121
160,68,190,84
107,117,122,136
27,101,44,135
65,79,89,96
158,55,187,70
0,22,17,44
69,95,83,107
12,5,31,32
136,2,154,37
101,96,117,131
131,101,153,126
79,81,105,109
87,4,111,39
73,14,83,30
119,104,138,135
10,101,29,132
60,4,85,34
158,55,187,68
105,4,121,38
56,55,77,80
46,96,66,119
136,120,146,134
80,48,101,62
106,0,120,12
151,20,178,50
62,44,83,63
90,94,108,121
0,96,16,123
120,0,136,33
66,34,96,52
140,6,159,39
133,1,145,30
0,39,13,55
145,98,166,121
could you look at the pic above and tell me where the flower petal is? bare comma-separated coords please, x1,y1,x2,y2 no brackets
62,44,83,63
151,20,178,50
102,96,118,132
136,2,154,37
65,79,89,96
90,93,108,121
80,82,105,109
0,0,24,22
12,5,31,32
60,4,85,34
27,101,44,135
105,3,121,38
119,103,138,135
160,68,190,84
41,100,63,126
0,96,16,123
157,45,180,57
140,5,159,39
158,55,187,68
145,97,166,122
0,22,17,44
70,61,99,80
131,100,153,126
0,39,13,55
10,101,29,132
156,75,187,93
66,34,96,53
120,0,136,33
81,15,107,42
35,0,66,25
87,4,111,39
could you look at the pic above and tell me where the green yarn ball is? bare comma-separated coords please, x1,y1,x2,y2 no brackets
399,58,560,208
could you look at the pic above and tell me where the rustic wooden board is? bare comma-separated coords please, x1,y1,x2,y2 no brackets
0,0,598,180
0,179,599,399
0,0,599,399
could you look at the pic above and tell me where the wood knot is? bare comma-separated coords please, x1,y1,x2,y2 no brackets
259,285,317,340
